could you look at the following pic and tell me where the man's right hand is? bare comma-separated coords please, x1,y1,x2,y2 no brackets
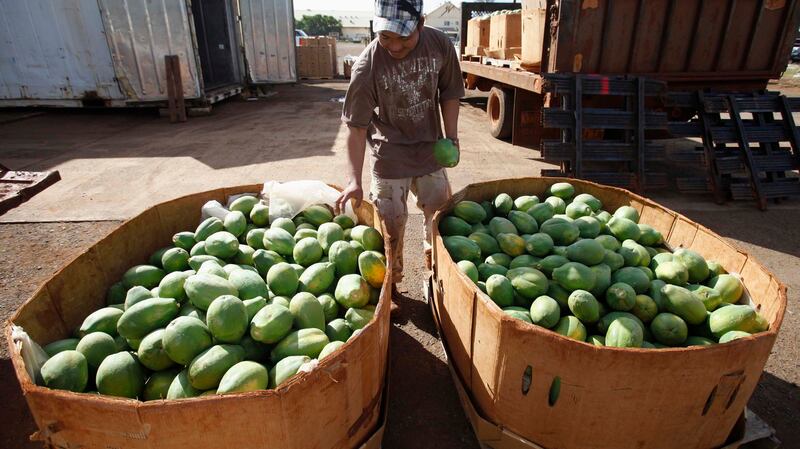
336,179,363,214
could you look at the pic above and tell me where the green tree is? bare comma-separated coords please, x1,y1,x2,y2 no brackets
296,15,342,36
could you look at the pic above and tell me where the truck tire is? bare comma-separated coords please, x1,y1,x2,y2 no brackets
487,87,513,139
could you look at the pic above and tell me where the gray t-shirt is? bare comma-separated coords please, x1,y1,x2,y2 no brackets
342,27,465,179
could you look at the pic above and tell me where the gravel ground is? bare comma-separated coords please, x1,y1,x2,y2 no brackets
384,214,480,449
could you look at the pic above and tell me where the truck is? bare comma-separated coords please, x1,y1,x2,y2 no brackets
460,0,800,147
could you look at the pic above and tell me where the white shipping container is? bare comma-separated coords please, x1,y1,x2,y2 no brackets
240,0,297,83
0,0,297,107
0,0,124,106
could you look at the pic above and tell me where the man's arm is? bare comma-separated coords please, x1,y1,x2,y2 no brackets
438,29,465,145
336,125,368,213
441,98,460,144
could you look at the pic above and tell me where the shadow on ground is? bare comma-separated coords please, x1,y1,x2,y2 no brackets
0,82,349,172
461,95,488,112
749,371,800,448
384,320,479,449
384,214,480,449
0,359,39,449
386,290,439,339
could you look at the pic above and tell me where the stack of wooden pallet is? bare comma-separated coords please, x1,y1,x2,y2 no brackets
297,37,337,79
540,74,669,192
668,92,800,209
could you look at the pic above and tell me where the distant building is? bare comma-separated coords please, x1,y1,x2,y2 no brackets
295,10,372,42
425,1,461,43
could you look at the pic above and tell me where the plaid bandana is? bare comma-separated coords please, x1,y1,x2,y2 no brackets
373,0,423,37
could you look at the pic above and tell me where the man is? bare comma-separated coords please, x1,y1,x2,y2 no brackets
336,0,464,294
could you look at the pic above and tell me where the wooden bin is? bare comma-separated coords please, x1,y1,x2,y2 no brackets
487,12,522,60
7,184,392,449
465,17,491,56
431,177,787,449
520,0,547,70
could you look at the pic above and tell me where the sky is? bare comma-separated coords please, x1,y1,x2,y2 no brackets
293,0,462,14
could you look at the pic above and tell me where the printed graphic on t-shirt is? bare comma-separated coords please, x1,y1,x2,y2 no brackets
378,56,440,123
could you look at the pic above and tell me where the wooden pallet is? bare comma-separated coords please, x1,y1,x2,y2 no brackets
0,163,60,215
668,145,715,194
462,47,486,58
668,92,800,209
484,47,522,60
482,57,516,68
541,74,669,192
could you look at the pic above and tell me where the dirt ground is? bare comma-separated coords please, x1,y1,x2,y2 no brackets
1,81,798,448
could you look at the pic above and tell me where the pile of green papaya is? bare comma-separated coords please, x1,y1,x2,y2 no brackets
37,195,386,399
441,182,768,349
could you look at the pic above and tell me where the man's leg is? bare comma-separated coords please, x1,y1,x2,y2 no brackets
369,176,410,285
410,169,452,269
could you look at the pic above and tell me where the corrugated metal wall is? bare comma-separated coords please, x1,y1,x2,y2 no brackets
0,0,123,102
98,0,201,101
240,0,297,83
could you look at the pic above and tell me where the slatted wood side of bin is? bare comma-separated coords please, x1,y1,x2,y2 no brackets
431,177,786,449
7,184,392,449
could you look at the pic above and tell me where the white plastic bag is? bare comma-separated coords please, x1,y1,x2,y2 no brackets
11,325,49,384
200,200,229,221
298,358,319,374
262,180,357,223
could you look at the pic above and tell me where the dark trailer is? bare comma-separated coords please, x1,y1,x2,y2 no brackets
459,0,800,146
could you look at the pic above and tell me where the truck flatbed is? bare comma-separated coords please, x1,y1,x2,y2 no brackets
460,61,544,94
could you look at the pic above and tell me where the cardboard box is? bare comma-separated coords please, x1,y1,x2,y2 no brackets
315,37,338,74
488,12,522,60
7,183,392,449
427,275,766,449
465,17,491,56
521,0,547,70
296,46,315,77
307,52,323,78
318,48,333,78
298,36,338,78
297,45,332,79
431,177,787,449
